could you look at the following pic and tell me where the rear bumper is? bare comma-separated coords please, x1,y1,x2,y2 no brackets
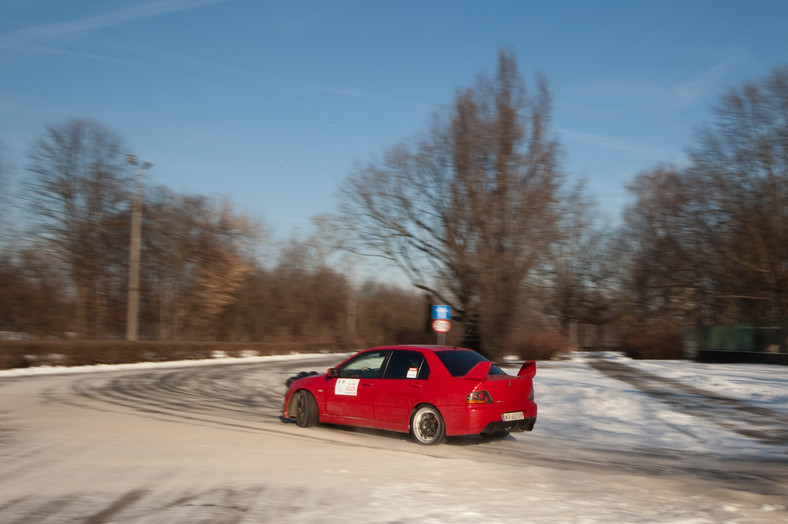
481,416,536,434
443,401,537,436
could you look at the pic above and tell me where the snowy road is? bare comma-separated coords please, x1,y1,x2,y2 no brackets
1,353,786,523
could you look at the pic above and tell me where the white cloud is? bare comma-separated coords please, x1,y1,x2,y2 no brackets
557,128,684,162
670,48,748,110
304,83,425,110
0,0,232,49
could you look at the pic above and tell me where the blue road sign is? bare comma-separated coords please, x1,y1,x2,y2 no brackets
432,305,451,320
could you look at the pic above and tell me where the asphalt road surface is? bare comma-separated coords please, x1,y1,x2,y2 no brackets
1,356,786,523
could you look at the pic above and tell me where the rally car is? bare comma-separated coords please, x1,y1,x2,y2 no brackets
283,345,537,444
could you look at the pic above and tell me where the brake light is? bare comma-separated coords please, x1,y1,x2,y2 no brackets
466,390,493,404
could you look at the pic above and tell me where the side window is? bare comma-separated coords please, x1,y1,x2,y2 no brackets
338,351,388,379
383,350,430,379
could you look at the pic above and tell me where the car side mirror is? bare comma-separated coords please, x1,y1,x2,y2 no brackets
327,368,338,378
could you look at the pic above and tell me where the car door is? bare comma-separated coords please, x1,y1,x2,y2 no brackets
373,350,430,428
325,350,389,421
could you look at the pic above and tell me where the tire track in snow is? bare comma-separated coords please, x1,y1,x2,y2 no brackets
63,357,334,435
588,358,788,446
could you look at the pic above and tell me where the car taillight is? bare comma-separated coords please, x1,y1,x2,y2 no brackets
466,390,493,404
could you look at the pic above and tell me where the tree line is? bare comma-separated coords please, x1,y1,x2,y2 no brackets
620,67,788,333
0,119,426,348
1,51,786,358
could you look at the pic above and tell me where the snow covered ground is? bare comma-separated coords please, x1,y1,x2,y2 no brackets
505,352,788,460
3,350,786,460
2,350,786,523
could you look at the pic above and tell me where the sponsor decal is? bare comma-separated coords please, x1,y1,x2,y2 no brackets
334,378,360,396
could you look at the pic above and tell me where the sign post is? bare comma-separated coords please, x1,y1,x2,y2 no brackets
431,305,452,345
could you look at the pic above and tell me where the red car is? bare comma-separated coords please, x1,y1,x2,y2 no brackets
282,345,537,445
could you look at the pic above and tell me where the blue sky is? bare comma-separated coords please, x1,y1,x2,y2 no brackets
2,0,787,238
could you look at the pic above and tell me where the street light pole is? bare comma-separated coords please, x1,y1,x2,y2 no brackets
126,155,151,341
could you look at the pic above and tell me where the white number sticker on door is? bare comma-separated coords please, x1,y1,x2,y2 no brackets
335,378,360,396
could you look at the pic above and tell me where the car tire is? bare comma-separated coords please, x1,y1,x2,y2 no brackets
293,390,318,427
410,405,446,445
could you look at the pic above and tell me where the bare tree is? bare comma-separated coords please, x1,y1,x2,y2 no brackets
0,139,13,246
0,248,71,337
143,189,261,340
337,50,564,357
687,66,788,321
621,67,788,327
544,184,619,342
0,140,6,208
25,118,131,338
620,167,704,327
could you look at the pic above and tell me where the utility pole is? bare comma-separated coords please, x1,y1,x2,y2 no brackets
345,261,357,349
126,155,151,341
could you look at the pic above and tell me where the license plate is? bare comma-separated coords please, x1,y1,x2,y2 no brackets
502,411,525,422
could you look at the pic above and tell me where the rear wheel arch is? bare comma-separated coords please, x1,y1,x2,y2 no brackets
410,403,446,445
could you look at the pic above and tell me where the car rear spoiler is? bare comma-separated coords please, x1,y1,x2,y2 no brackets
463,360,537,380
463,361,492,380
517,360,537,379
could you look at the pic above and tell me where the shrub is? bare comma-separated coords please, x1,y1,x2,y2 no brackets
506,330,569,361
621,331,684,360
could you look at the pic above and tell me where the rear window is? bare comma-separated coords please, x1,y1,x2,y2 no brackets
436,350,506,377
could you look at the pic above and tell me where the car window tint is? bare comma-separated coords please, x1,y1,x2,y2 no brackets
338,350,388,379
383,350,429,379
436,350,506,377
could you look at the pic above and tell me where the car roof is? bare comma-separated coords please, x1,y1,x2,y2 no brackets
369,345,474,354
